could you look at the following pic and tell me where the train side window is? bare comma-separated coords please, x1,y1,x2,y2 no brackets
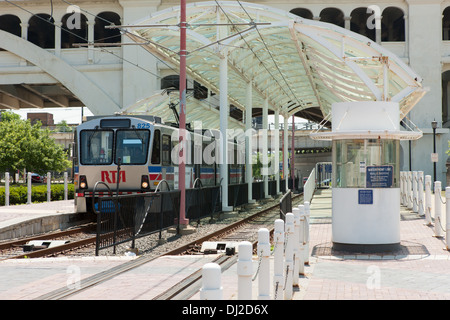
151,129,161,164
162,134,171,165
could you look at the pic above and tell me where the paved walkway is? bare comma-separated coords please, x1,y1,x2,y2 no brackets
0,190,449,300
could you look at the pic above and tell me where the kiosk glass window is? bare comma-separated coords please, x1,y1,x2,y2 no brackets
333,139,399,188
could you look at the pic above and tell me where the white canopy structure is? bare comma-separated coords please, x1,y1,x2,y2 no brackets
122,1,425,126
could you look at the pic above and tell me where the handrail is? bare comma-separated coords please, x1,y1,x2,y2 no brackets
92,181,113,214
193,178,203,189
154,179,171,192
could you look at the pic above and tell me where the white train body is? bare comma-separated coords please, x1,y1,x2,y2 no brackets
74,115,244,213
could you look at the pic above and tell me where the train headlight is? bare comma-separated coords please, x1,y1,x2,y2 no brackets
141,175,150,190
79,175,88,189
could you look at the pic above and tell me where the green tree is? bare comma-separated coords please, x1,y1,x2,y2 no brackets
0,112,70,174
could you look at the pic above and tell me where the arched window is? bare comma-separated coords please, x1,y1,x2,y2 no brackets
161,75,180,90
28,14,55,48
319,8,344,28
443,7,450,40
0,14,21,51
290,8,313,20
61,13,88,48
94,12,121,44
0,14,21,36
350,8,375,42
442,71,450,124
381,7,405,42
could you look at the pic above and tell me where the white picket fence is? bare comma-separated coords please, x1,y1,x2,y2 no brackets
3,172,69,206
199,200,311,300
400,171,450,249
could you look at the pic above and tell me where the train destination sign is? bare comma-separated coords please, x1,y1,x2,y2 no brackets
366,165,393,188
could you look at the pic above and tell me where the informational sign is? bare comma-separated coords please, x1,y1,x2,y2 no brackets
431,153,438,163
366,165,393,188
358,189,373,205
359,161,366,173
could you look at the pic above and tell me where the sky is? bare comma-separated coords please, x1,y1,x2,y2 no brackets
11,107,308,127
12,107,93,125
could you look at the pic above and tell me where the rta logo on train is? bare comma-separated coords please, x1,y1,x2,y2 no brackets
100,170,126,184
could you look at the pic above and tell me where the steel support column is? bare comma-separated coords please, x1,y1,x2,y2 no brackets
274,109,280,194
263,98,270,198
245,81,255,203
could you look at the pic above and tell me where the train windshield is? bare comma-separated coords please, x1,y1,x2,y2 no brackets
115,129,150,165
80,130,114,165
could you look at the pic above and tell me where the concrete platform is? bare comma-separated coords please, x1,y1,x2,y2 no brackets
0,189,449,302
0,200,79,240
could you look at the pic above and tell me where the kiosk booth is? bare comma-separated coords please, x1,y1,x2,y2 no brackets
311,101,422,252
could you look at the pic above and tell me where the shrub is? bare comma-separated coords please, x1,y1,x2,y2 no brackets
0,184,74,206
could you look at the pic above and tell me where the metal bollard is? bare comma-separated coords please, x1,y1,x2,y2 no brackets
284,213,294,300
257,228,270,300
303,201,310,265
418,172,424,217
434,181,443,238
5,172,9,207
237,241,253,300
425,175,432,225
47,172,51,202
412,171,418,212
407,171,413,209
273,219,284,300
200,263,223,300
292,208,300,287
298,204,305,276
446,187,450,250
27,172,32,204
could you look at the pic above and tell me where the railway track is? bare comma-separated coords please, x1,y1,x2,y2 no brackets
0,224,97,260
35,192,304,300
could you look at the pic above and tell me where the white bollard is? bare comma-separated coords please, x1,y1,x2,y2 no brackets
446,187,450,250
303,201,311,265
298,204,305,276
284,213,294,300
5,172,9,207
407,171,413,209
425,175,432,225
64,172,68,200
237,241,253,300
273,219,284,300
257,228,270,300
292,208,300,287
27,172,32,204
200,263,223,300
434,181,443,238
412,171,418,212
47,172,51,202
418,172,424,217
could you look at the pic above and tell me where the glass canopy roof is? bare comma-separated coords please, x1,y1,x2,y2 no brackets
122,1,425,127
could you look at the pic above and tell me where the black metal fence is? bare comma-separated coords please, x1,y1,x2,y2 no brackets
94,190,180,255
279,189,292,221
94,177,290,255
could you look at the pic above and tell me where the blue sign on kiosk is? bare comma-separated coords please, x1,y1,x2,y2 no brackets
358,189,373,204
366,165,393,188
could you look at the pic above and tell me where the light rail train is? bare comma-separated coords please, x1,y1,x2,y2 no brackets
73,115,245,213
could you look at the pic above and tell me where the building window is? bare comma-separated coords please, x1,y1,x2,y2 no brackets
350,8,375,42
290,8,313,20
319,8,345,28
444,7,450,40
61,13,88,48
28,14,55,49
94,12,121,45
381,7,405,42
442,71,450,124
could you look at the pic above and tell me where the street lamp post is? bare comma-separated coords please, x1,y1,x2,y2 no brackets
431,120,437,183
